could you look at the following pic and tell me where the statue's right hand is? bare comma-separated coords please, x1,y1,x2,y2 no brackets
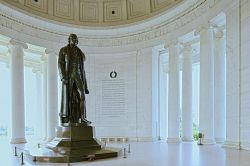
61,78,68,84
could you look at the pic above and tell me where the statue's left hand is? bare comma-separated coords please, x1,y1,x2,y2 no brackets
85,89,89,94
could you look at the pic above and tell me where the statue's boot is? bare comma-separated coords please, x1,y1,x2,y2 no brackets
81,117,91,124
79,99,91,125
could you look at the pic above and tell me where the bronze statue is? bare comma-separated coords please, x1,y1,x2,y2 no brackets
58,34,90,124
29,34,118,163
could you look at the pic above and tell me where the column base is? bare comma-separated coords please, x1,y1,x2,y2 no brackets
182,137,194,142
215,138,225,144
222,141,241,149
240,142,250,150
167,137,181,143
202,139,216,145
10,138,27,144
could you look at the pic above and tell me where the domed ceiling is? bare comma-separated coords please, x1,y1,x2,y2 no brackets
2,0,183,26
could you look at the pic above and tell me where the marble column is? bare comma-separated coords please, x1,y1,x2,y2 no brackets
223,1,240,149
9,39,28,144
46,49,58,141
41,55,48,140
239,0,250,150
181,45,193,142
214,30,226,143
166,40,181,143
136,47,157,141
35,71,43,139
198,25,215,144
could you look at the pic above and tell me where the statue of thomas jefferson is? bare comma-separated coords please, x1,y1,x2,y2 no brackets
41,34,118,163
58,34,90,125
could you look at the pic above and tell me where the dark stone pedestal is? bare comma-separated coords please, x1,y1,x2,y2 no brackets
28,125,119,163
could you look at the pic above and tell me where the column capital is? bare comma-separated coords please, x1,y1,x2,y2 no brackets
181,45,194,54
9,39,28,49
194,22,214,36
138,46,153,55
164,39,179,49
214,30,225,39
41,54,48,62
181,45,196,61
45,48,57,55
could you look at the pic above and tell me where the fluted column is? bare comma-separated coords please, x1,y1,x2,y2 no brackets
198,25,215,144
223,2,240,149
41,55,48,140
46,49,58,141
9,39,28,144
136,47,158,141
181,45,193,142
35,71,43,139
214,30,226,143
166,40,181,143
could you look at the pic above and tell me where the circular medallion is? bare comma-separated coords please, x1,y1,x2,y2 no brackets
110,71,117,78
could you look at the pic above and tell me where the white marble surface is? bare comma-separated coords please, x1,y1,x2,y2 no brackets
199,26,215,144
224,0,240,149
167,42,180,143
2,141,250,166
9,39,27,144
239,0,250,150
46,50,58,141
0,0,250,155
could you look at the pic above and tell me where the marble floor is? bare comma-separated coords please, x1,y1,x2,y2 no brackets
1,141,250,166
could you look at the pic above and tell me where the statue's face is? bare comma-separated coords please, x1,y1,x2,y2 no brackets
69,35,78,46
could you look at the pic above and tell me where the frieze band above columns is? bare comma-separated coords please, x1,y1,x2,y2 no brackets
0,0,229,52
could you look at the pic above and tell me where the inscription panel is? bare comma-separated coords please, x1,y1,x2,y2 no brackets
101,79,125,118
94,54,136,128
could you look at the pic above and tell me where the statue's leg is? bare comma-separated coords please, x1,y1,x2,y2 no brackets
75,76,91,124
68,79,74,123
61,83,69,123
75,76,85,121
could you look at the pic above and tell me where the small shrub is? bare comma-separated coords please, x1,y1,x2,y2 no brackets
193,123,198,141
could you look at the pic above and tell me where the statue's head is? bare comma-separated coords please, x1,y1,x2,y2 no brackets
68,34,78,46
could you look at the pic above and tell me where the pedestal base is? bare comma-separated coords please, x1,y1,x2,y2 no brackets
28,147,120,163
28,125,119,163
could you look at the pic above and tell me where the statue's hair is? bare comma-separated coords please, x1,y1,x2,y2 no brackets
68,34,78,42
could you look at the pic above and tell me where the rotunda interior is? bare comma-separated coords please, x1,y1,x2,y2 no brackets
0,0,250,165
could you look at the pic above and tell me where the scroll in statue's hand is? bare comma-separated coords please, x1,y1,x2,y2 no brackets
85,89,89,94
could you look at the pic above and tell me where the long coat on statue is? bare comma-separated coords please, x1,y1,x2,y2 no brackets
58,44,88,123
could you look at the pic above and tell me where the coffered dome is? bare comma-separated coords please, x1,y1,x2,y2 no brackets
1,0,183,26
